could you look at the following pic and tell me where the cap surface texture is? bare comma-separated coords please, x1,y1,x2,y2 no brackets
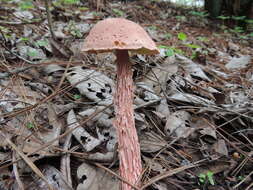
82,18,159,55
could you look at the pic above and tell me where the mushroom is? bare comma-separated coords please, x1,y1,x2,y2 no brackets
82,18,159,189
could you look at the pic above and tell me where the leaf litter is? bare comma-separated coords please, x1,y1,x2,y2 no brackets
0,0,252,190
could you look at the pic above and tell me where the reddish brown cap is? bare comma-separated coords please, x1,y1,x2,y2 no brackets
82,18,159,55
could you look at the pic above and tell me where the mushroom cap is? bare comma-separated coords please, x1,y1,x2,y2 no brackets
82,18,159,55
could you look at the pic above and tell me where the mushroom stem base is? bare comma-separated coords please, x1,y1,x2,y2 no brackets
114,50,142,190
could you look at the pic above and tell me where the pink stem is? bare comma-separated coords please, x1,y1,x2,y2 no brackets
114,50,142,190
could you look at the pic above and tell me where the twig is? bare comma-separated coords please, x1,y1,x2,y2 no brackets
233,169,253,189
0,30,37,65
2,132,54,190
94,163,141,190
140,163,200,190
12,152,25,190
0,46,37,65
60,132,73,187
245,182,253,190
56,57,72,91
231,151,253,177
0,104,112,171
45,0,55,39
0,65,35,79
134,98,162,110
204,118,253,162
0,20,42,25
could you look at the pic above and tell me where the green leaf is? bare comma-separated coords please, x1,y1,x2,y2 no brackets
158,45,169,49
196,36,209,42
185,44,201,49
112,8,124,16
232,15,246,21
198,173,206,184
26,122,35,129
230,26,244,33
245,19,253,24
164,33,172,39
79,7,89,11
18,1,34,10
174,48,184,55
27,49,38,57
206,171,215,185
178,32,187,41
70,29,82,38
158,45,184,56
20,37,29,42
175,15,186,21
217,15,230,20
35,40,48,47
190,11,208,17
148,25,157,30
0,26,10,33
63,0,79,4
190,51,197,59
165,48,174,57
74,94,81,99
158,45,174,56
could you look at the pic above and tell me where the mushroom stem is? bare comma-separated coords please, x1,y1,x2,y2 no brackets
114,50,142,190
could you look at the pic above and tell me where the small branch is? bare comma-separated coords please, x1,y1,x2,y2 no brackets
45,0,55,39
60,133,73,187
94,163,141,190
0,20,42,25
55,56,72,91
140,163,199,190
2,132,54,190
0,66,34,79
12,152,25,190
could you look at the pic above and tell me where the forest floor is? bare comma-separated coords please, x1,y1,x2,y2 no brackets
0,0,252,190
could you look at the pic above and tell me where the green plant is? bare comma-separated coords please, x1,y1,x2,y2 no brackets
231,15,246,21
217,15,230,27
185,44,201,59
26,122,35,129
196,36,209,42
19,37,30,42
175,15,187,22
164,33,172,39
68,21,82,38
185,44,201,49
190,11,208,18
0,0,13,3
18,0,34,10
217,15,230,20
148,25,157,31
35,39,49,47
112,8,124,16
185,43,202,59
159,45,184,56
245,19,253,31
0,26,10,33
198,171,215,185
245,19,253,24
61,0,79,4
79,7,89,11
27,49,39,58
229,26,244,34
238,176,244,181
53,0,79,6
177,32,187,41
74,94,81,99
